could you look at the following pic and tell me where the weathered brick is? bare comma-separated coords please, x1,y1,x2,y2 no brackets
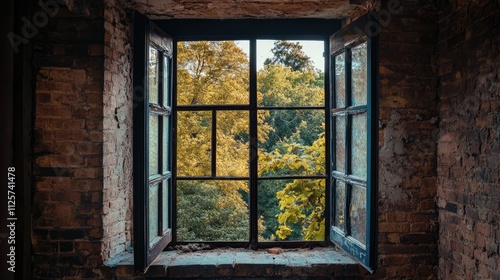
437,1,500,279
28,1,499,280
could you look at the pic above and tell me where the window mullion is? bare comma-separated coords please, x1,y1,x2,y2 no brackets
211,110,217,177
171,39,178,243
344,48,352,235
158,52,165,235
249,38,258,249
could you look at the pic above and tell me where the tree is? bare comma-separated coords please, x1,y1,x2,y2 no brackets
176,41,253,241
176,40,326,242
258,40,326,241
259,128,326,240
258,64,324,149
177,181,249,241
264,40,314,72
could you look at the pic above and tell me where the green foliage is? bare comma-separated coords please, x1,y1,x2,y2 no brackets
259,129,326,240
257,43,326,241
258,64,324,151
264,40,314,72
176,40,326,242
177,181,249,241
176,41,253,241
177,41,249,105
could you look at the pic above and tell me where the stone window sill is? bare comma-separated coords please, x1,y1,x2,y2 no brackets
107,247,365,279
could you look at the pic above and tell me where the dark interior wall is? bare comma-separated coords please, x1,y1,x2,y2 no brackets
30,0,134,278
1,1,15,279
24,0,499,279
436,0,500,279
4,0,35,278
30,0,442,279
30,1,111,279
374,0,439,278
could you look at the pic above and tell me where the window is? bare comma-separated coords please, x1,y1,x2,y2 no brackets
133,14,377,272
329,16,378,270
132,13,173,271
174,39,326,244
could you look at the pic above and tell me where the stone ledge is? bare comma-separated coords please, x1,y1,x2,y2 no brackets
107,247,366,279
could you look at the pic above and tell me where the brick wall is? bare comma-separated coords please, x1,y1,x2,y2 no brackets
32,0,133,278
32,3,107,278
374,0,439,278
436,0,500,279
28,0,499,279
102,0,134,261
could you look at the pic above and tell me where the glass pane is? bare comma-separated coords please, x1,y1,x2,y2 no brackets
216,111,249,177
259,179,325,241
162,180,169,232
351,42,368,106
177,180,249,241
334,180,346,229
351,113,367,179
350,184,366,244
177,40,249,105
177,111,212,176
334,53,345,108
149,115,159,176
163,56,170,107
149,46,159,104
163,116,169,173
335,115,345,172
149,184,159,244
257,40,324,107
258,109,325,177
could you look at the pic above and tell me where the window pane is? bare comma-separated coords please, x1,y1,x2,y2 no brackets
163,116,169,173
351,42,367,106
334,180,346,229
216,111,249,177
259,179,325,241
149,184,159,244
163,56,170,107
149,47,159,104
177,180,249,241
258,109,325,177
335,115,345,172
351,113,367,179
334,53,345,108
162,180,169,232
177,111,211,176
177,41,249,105
149,115,159,176
257,40,324,107
350,184,366,244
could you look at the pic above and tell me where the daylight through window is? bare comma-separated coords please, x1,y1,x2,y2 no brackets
175,40,326,243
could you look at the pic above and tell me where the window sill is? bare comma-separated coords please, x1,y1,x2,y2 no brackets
107,247,365,279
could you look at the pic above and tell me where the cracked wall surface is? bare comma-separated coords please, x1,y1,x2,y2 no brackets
124,0,370,19
102,0,134,262
374,1,440,278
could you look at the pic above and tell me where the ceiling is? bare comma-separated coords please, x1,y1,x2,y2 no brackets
124,0,375,20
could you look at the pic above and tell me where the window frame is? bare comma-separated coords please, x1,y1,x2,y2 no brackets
133,15,378,272
159,19,343,249
133,12,174,272
329,14,379,271
173,38,329,248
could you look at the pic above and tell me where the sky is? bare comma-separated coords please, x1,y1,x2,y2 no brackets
236,40,325,71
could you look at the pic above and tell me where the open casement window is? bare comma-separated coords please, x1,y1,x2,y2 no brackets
329,15,378,271
133,12,173,272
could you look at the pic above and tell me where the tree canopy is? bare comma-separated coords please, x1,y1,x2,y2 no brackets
176,40,325,242
264,40,314,72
